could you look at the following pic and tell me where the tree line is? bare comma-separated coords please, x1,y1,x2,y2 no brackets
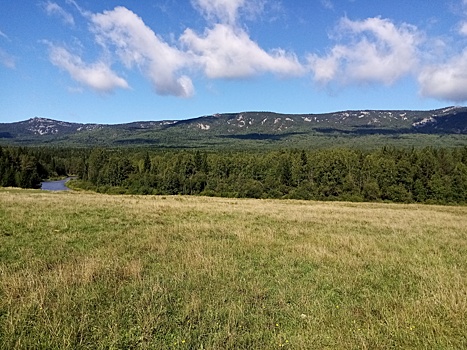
73,147,467,204
1,145,466,204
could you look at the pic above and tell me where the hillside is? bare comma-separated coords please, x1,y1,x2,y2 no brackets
1,106,467,148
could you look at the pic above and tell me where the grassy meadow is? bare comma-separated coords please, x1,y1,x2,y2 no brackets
0,189,466,349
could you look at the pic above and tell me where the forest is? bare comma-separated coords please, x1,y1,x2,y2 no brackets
1,145,466,204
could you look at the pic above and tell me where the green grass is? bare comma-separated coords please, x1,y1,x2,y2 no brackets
1,189,466,349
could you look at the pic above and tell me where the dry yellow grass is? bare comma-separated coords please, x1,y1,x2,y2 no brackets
0,189,466,349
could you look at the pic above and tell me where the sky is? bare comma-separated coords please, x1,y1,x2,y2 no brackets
1,0,467,124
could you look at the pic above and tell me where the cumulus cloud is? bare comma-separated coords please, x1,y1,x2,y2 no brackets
181,24,304,79
91,7,194,97
418,50,467,102
47,45,129,92
43,1,75,26
308,17,422,86
414,0,467,102
183,0,304,79
36,0,467,103
84,4,300,95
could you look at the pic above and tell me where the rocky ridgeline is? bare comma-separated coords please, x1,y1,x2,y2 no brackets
0,106,466,144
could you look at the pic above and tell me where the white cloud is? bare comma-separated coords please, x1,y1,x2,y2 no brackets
0,30,9,40
192,0,246,24
48,45,129,92
0,30,14,68
459,21,467,36
182,1,304,79
44,3,301,97
458,0,467,36
0,49,15,69
181,24,304,79
43,1,75,26
418,50,467,102
321,0,334,10
91,7,194,97
308,17,422,86
65,0,91,18
191,0,266,24
415,0,467,102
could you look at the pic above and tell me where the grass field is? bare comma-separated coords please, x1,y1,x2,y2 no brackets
0,189,466,349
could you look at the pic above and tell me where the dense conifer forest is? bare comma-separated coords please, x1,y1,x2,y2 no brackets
2,145,466,204
0,146,82,188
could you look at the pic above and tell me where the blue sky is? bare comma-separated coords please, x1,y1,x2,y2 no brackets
1,0,467,124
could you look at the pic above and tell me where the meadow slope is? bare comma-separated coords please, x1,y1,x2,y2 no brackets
0,189,466,349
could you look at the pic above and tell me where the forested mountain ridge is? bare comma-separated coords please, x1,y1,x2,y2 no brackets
1,106,467,148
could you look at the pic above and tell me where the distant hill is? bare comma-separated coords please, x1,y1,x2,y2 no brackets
1,106,467,149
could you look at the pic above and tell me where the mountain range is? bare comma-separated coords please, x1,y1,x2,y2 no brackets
1,106,467,149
